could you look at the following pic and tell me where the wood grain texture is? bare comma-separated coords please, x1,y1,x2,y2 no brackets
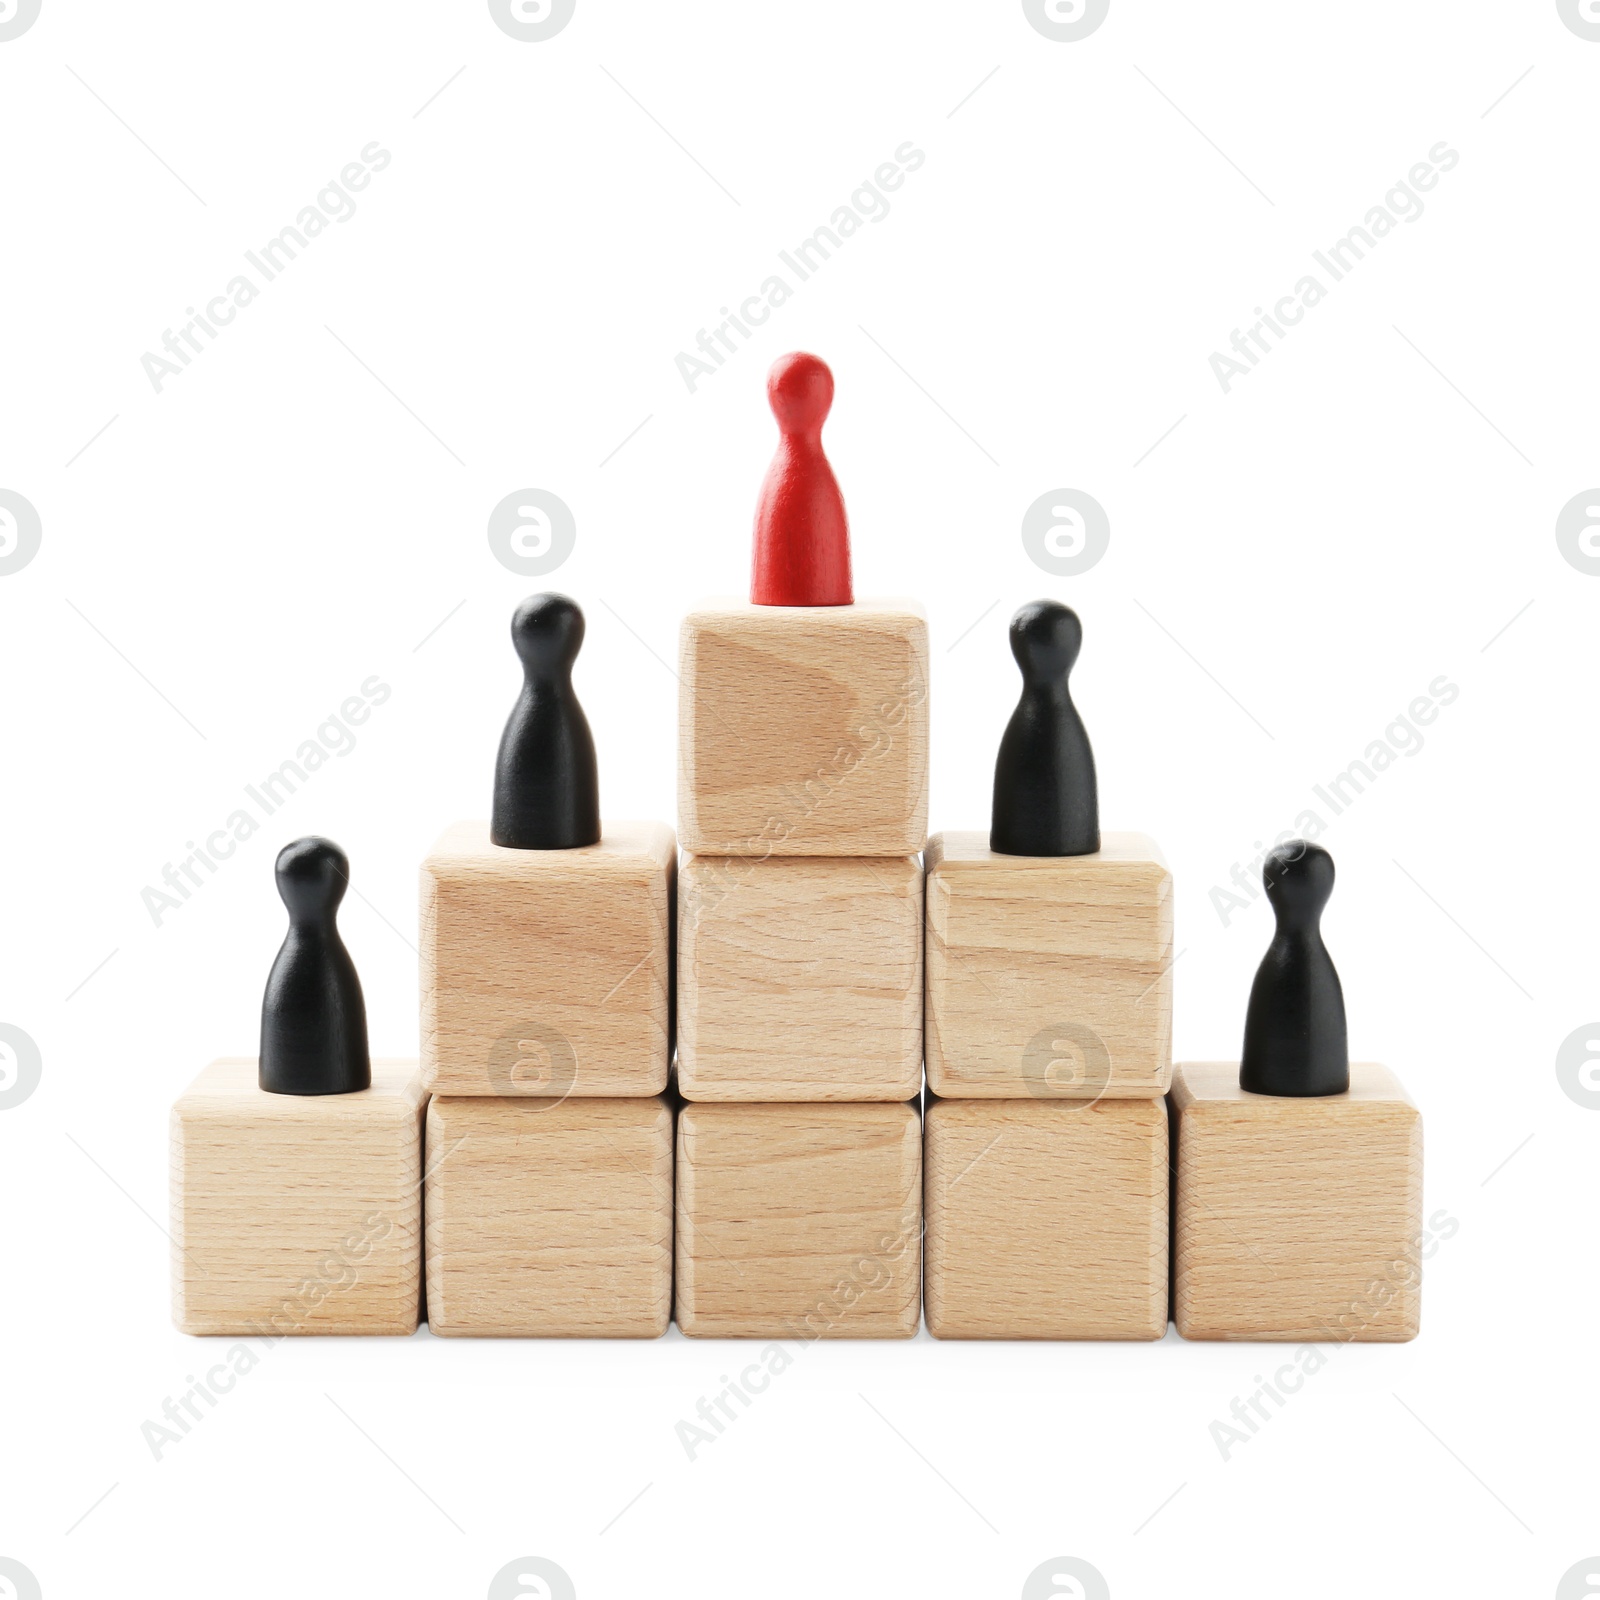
925,831,1173,1098
420,820,674,1097
170,1058,425,1336
677,853,922,1101
924,1097,1168,1339
425,1095,673,1337
676,1102,921,1338
677,599,928,856
1170,1061,1423,1342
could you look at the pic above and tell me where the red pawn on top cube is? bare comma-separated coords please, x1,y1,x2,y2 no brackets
750,352,852,607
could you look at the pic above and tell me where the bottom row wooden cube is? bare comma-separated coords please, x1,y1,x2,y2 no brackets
675,1102,922,1339
1170,1061,1423,1341
924,1098,1169,1340
424,1095,673,1337
170,1059,426,1336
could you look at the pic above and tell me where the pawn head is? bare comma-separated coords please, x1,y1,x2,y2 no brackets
1009,600,1082,685
766,352,833,434
1262,840,1335,923
275,836,349,922
510,592,584,676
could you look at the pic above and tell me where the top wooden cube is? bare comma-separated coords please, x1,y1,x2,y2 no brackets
677,599,929,856
420,820,674,1097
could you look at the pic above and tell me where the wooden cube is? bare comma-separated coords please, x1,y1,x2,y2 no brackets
170,1059,425,1336
925,831,1173,1098
424,1095,672,1337
678,599,928,856
677,853,922,1101
420,821,673,1097
676,1102,920,1338
924,1098,1168,1339
1170,1061,1423,1341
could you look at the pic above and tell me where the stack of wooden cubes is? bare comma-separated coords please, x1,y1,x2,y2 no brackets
418,818,678,1337
673,600,930,1338
922,828,1175,1339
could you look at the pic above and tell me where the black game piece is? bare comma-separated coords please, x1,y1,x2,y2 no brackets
990,600,1100,857
491,593,601,851
259,837,371,1096
1239,841,1350,1097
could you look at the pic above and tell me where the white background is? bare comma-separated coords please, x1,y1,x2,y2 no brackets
1,2,1596,1596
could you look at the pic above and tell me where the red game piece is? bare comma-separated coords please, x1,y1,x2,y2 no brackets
750,352,853,607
